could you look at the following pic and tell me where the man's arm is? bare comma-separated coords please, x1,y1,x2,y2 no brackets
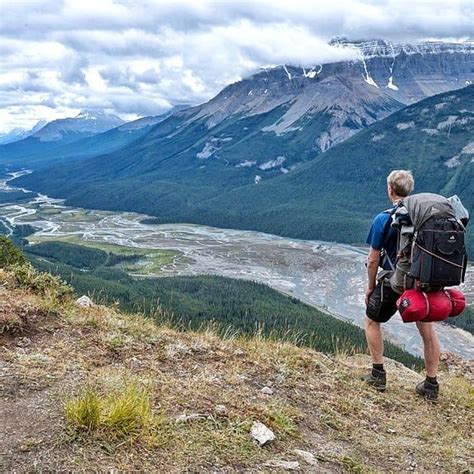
365,247,381,305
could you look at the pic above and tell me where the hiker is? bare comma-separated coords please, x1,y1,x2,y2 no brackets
363,170,441,399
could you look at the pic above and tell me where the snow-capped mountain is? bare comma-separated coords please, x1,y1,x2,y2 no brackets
31,110,124,142
181,39,473,151
0,121,47,145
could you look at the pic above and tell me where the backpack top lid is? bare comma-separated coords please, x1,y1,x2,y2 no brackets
402,193,455,230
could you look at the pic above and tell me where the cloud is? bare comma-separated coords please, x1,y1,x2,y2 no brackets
0,0,472,132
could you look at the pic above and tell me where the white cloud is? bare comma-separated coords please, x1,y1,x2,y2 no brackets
0,0,472,132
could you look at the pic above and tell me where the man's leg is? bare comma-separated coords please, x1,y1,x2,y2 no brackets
416,321,440,377
362,316,386,390
415,321,441,399
365,316,384,364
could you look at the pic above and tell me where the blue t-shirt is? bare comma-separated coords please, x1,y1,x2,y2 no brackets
366,209,398,270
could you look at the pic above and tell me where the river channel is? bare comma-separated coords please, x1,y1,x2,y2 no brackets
1,171,472,359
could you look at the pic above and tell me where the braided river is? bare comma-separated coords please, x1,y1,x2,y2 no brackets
1,171,472,359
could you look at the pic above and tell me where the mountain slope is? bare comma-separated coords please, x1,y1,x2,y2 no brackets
0,264,472,472
15,85,474,253
200,84,474,244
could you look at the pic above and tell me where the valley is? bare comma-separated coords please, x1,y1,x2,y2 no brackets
1,172,472,359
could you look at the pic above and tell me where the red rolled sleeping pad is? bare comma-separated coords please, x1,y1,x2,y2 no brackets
397,288,466,323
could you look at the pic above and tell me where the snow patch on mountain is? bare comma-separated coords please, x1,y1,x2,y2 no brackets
361,58,378,88
372,133,385,142
422,128,439,135
196,142,218,159
236,160,257,168
461,141,474,154
396,121,415,130
387,76,399,91
445,155,461,168
437,116,459,129
258,156,286,170
196,137,233,159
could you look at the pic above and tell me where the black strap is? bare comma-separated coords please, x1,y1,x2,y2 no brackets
380,207,397,270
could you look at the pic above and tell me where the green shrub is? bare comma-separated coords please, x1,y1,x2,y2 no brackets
0,236,27,267
10,263,73,302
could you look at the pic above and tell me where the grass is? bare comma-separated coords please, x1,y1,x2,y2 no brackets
65,389,101,431
65,378,156,441
1,267,473,472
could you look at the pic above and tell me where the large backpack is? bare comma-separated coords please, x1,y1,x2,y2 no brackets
390,193,468,292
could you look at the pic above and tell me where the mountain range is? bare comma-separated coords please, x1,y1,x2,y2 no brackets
0,121,47,145
5,40,474,250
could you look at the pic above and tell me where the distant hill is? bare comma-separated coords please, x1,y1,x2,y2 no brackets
0,108,190,169
0,110,125,167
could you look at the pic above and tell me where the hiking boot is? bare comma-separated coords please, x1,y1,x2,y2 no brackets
416,380,439,400
361,369,386,392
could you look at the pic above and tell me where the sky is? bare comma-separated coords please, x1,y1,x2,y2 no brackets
0,0,473,133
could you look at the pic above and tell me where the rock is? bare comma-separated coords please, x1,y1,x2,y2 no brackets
261,386,274,395
263,460,300,470
76,295,93,307
293,449,318,465
250,421,275,446
175,413,209,423
214,405,227,415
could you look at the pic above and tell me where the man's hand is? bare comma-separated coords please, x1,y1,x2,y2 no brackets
365,286,375,306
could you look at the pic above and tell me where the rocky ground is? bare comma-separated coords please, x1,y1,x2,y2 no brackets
0,268,473,472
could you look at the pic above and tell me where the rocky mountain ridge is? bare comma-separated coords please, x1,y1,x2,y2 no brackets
31,110,124,142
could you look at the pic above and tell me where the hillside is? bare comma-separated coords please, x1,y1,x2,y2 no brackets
22,239,420,366
0,262,473,471
16,85,474,253
197,84,474,250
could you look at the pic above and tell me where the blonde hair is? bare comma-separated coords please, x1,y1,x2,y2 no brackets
387,170,414,197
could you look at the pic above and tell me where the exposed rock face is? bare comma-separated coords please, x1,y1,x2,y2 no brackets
175,40,474,155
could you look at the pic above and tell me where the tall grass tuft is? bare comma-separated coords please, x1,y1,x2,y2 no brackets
65,380,155,440
65,389,101,431
102,383,153,437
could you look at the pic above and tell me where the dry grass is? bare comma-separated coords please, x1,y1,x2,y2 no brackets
0,268,473,472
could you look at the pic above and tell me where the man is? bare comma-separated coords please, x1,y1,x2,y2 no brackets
363,170,441,400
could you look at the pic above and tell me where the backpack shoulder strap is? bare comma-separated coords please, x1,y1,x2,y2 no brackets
380,206,398,271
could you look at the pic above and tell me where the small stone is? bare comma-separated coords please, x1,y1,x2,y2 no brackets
387,428,396,434
76,295,93,307
16,337,31,347
214,405,227,414
250,421,275,446
263,460,300,470
261,386,274,395
293,449,318,466
175,413,208,423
